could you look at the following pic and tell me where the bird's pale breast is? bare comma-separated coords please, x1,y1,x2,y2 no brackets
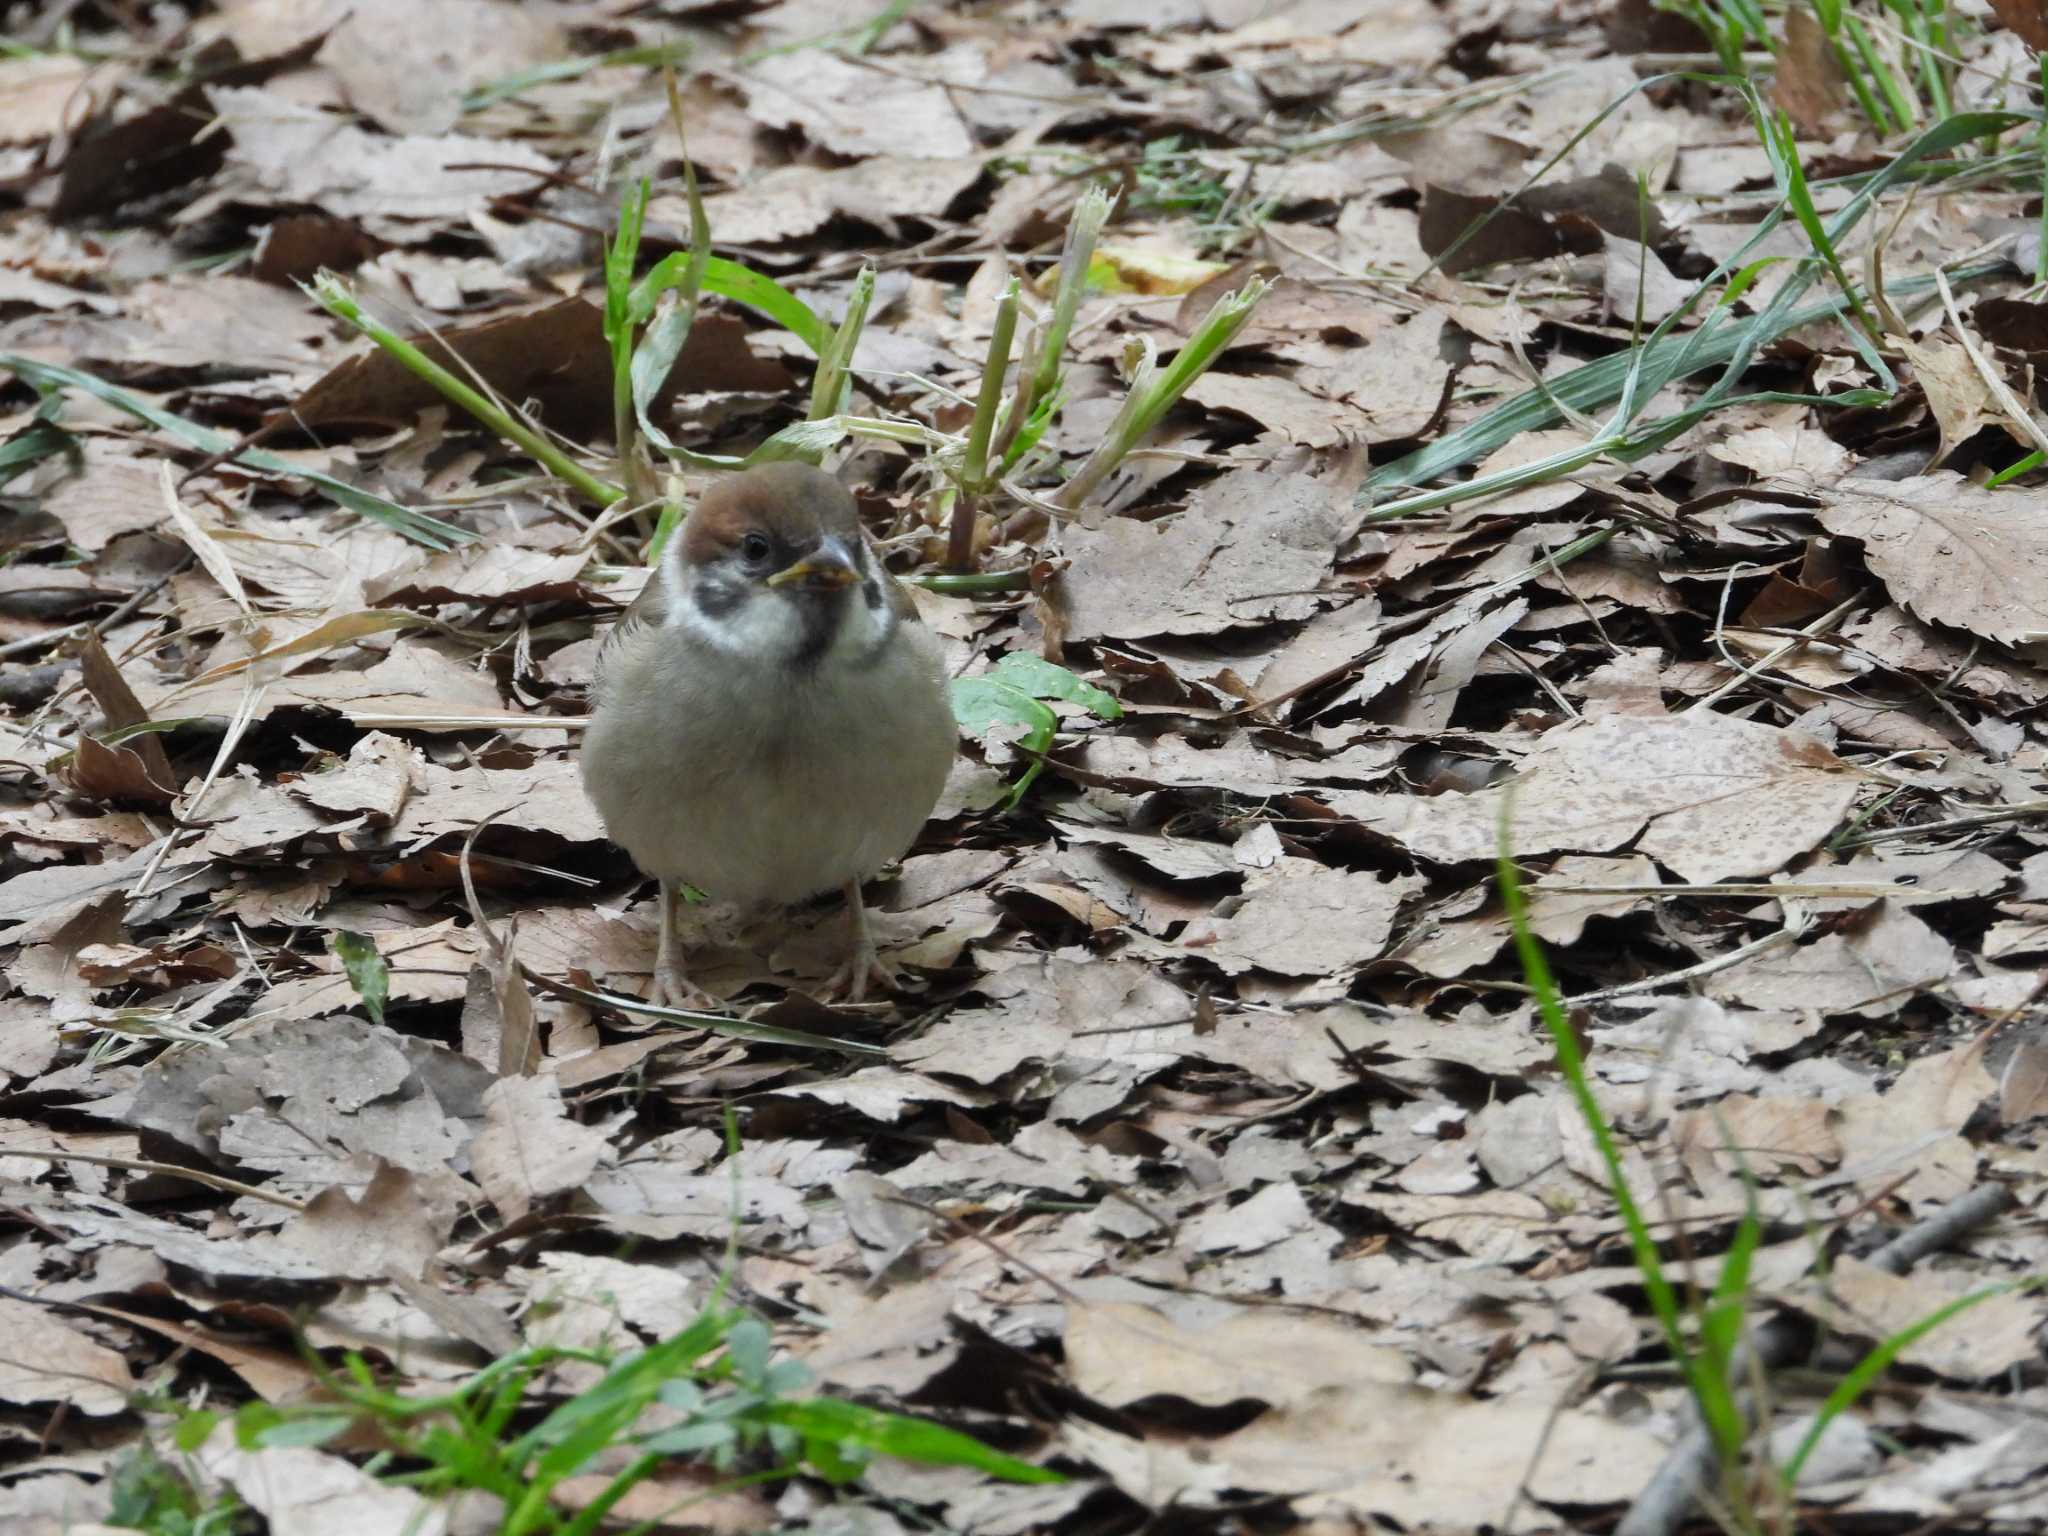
581,616,955,905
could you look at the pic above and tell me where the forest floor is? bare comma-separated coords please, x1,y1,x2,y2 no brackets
3,0,2048,1532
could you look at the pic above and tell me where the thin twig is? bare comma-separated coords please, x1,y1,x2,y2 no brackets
876,1193,1085,1304
1835,799,2048,849
5,1148,304,1211
1529,880,1908,899
1559,907,1813,1005
0,558,191,662
1686,590,1869,716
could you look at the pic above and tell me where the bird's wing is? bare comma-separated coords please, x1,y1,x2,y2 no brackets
594,561,674,682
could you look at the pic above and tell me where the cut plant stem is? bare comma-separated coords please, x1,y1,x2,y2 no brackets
1055,275,1268,514
309,273,625,509
628,79,714,477
947,276,1019,570
1563,907,1811,1005
809,264,875,424
963,278,1019,490
1032,184,1114,410
604,179,655,505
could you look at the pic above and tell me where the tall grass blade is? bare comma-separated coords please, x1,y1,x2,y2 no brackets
1367,108,2019,512
1780,1280,2036,1485
1497,815,1747,1461
0,354,477,548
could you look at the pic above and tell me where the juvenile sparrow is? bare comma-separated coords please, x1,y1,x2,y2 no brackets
581,463,957,1004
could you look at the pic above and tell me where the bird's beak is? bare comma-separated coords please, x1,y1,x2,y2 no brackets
765,539,859,591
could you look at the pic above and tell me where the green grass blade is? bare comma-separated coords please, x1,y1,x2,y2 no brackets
809,265,874,425
629,250,834,462
1987,449,2044,488
961,277,1018,494
1780,1281,2037,1485
1849,12,1917,132
1368,250,2009,510
629,119,710,461
1745,87,1889,380
644,498,683,566
1497,822,1747,1461
701,258,829,355
1907,8,1951,121
1031,184,1115,406
751,1397,1062,1484
2039,52,2047,285
605,179,651,469
1371,109,2017,509
526,971,890,1053
0,353,477,548
0,416,77,487
305,277,626,511
558,1451,664,1536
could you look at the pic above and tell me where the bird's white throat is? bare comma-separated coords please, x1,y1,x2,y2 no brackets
667,557,893,675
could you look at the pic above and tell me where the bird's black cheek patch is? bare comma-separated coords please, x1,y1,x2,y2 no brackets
862,576,884,612
694,572,747,621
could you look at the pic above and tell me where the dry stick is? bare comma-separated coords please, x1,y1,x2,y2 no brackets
876,1192,1084,1305
3,1148,305,1210
1556,907,1812,1006
1530,880,1910,900
1496,643,1582,720
1685,589,1869,716
0,557,190,662
1836,798,2048,848
458,806,540,1078
132,672,265,900
1615,1181,2020,1536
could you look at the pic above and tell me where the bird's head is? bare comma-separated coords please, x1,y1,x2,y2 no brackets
670,463,891,669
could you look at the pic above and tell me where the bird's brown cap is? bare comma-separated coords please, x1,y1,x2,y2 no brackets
680,463,860,568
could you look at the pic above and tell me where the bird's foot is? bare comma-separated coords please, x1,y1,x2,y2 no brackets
647,965,722,1013
818,879,918,1004
822,940,904,1005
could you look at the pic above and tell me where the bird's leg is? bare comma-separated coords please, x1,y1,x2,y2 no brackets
826,877,896,1003
647,878,717,1010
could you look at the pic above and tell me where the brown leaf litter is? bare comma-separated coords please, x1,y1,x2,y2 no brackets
3,2,2048,1534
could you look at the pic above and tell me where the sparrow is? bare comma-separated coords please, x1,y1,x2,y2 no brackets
580,462,958,1005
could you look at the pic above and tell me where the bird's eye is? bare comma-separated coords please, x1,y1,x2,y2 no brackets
740,532,773,566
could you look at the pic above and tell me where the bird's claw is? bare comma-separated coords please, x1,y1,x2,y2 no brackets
823,941,902,1004
647,966,721,1013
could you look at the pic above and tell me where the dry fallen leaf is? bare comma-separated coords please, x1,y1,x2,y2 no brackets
470,1074,609,1224
1180,863,1424,975
738,52,974,160
209,84,556,239
0,1297,135,1415
1336,712,1862,880
1819,475,2048,644
1058,453,1364,639
6,5,2048,1528
1064,1299,1410,1409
